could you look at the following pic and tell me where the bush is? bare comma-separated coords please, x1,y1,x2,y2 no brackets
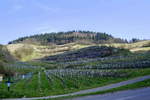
0,61,5,74
0,90,24,98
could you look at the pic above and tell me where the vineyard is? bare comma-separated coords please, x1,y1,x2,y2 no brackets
0,45,150,98
1,68,150,98
0,55,150,98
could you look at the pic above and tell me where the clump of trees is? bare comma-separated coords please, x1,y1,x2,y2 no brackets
129,38,142,43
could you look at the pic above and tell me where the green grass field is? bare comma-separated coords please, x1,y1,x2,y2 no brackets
47,78,150,100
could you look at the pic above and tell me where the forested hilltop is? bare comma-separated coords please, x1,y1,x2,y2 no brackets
9,31,127,45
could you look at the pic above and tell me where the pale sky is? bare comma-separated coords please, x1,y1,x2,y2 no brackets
0,0,150,44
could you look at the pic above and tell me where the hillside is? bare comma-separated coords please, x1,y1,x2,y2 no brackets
6,40,150,61
6,43,90,61
8,31,126,45
7,40,150,61
2,33,150,98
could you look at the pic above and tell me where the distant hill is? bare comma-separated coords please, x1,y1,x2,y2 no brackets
6,31,150,61
8,31,127,45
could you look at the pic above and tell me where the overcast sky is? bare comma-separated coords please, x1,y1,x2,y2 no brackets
0,0,150,44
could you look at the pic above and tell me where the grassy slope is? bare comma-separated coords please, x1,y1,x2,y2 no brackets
49,79,150,100
88,78,150,96
6,40,150,61
6,43,89,61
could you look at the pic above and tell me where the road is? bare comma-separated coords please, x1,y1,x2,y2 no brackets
69,87,150,100
3,75,150,100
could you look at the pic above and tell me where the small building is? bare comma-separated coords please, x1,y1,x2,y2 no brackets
0,74,4,82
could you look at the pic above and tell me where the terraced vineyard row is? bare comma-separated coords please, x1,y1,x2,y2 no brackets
58,52,150,69
47,69,128,78
79,60,150,69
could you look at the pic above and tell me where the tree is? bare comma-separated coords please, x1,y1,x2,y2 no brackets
131,38,140,43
